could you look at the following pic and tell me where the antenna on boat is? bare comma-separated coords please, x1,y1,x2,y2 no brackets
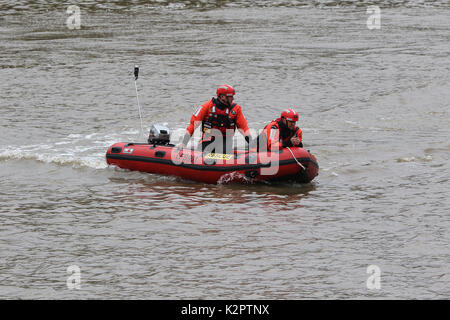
134,65,145,140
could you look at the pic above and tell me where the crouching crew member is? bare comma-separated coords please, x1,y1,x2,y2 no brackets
258,108,303,151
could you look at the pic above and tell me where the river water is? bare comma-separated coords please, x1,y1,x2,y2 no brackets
0,0,449,299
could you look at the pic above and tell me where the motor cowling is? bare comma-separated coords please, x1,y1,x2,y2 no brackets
148,123,171,145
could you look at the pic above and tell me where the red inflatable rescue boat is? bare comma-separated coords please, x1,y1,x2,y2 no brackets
106,142,318,184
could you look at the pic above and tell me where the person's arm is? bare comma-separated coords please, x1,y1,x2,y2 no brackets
265,124,283,151
234,105,251,143
297,128,303,147
181,104,209,147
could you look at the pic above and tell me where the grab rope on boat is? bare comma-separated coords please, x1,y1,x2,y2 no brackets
286,147,306,171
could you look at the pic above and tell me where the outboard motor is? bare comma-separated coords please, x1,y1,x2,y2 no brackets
148,123,171,145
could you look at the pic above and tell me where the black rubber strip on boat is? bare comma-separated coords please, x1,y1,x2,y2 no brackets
106,154,319,171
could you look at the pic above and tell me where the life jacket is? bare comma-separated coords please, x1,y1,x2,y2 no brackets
202,98,238,136
258,118,302,150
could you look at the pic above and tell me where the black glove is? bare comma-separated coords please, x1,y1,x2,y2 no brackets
282,140,292,148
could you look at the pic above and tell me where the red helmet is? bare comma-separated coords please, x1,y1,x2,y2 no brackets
216,84,235,97
281,108,299,122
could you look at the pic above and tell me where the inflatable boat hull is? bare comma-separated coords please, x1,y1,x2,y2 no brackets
106,142,318,184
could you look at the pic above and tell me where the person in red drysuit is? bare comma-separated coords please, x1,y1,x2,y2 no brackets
180,84,252,154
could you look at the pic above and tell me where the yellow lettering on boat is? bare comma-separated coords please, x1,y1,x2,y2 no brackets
205,153,233,160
